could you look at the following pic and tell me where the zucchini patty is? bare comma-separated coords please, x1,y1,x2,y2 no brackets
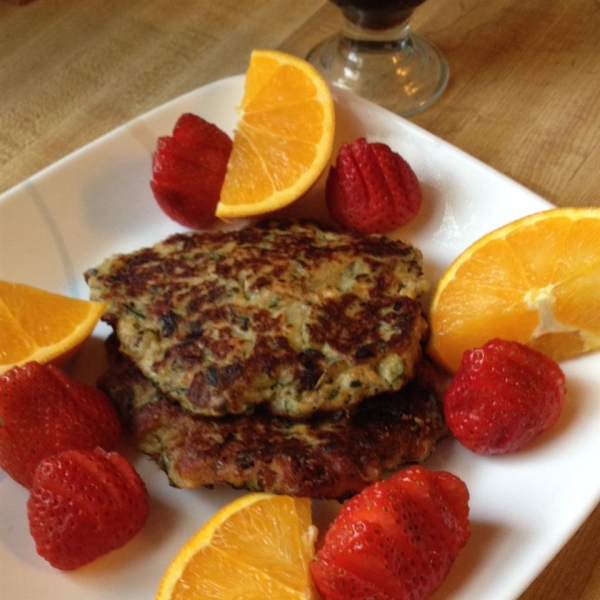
99,335,447,500
86,220,428,418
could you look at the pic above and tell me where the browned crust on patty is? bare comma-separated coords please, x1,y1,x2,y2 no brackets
86,220,429,418
99,336,448,500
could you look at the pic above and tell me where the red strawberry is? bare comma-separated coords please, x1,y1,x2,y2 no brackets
0,362,121,488
443,338,566,454
27,447,148,570
310,466,470,600
151,113,232,229
326,137,422,234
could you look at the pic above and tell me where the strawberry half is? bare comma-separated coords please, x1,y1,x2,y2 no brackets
27,447,148,570
443,338,566,454
0,362,121,488
326,137,422,234
310,466,470,600
151,113,232,229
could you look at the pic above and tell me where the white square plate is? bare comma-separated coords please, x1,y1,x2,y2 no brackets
1,75,599,600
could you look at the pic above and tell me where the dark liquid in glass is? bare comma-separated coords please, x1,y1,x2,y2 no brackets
330,0,427,29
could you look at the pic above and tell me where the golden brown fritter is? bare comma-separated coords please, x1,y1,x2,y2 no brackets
99,336,448,500
86,220,428,418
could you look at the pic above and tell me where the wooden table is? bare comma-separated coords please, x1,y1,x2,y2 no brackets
1,1,598,598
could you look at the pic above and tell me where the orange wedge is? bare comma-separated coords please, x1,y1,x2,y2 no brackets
216,49,335,219
155,493,318,600
427,208,600,372
0,281,105,374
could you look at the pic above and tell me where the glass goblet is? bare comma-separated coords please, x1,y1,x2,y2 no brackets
307,0,449,117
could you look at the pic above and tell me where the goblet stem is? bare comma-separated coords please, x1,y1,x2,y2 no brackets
307,9,449,117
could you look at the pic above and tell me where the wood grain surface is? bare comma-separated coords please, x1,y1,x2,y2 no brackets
0,1,598,598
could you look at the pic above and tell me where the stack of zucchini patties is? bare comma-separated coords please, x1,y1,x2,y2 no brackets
86,220,447,500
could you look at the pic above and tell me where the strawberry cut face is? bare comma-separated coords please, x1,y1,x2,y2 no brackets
310,466,470,600
150,113,232,229
326,137,422,234
27,447,148,570
0,362,121,488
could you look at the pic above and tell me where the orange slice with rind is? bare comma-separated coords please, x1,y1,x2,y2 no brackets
0,281,105,374
216,49,335,219
426,207,600,372
155,493,317,600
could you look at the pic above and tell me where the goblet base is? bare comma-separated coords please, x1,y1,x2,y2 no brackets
307,31,449,117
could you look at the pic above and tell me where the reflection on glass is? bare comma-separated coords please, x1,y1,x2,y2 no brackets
307,0,449,117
